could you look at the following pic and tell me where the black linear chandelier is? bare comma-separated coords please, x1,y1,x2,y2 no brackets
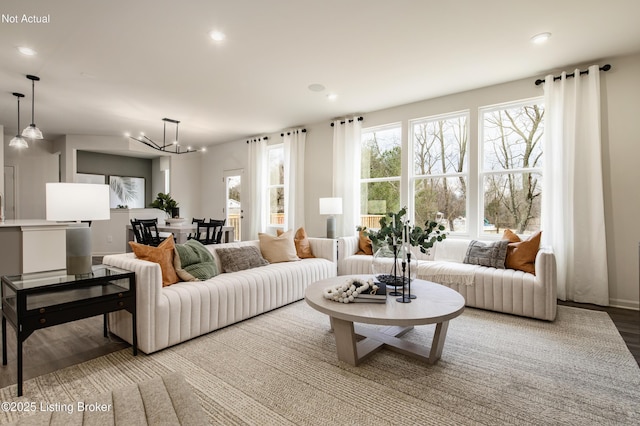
130,118,200,154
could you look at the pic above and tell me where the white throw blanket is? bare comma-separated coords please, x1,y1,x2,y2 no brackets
417,260,478,286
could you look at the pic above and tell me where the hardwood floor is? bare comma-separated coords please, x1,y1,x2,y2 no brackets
1,302,638,390
0,316,129,389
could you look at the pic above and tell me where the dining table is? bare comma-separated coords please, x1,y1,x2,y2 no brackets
125,222,235,252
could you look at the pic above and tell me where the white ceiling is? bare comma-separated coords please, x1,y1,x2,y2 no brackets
1,0,640,149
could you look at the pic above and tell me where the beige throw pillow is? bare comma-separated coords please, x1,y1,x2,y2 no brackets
259,230,300,263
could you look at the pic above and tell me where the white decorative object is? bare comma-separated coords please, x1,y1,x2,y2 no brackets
323,277,380,304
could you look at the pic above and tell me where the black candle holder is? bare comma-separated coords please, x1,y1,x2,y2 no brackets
406,251,416,299
396,258,411,303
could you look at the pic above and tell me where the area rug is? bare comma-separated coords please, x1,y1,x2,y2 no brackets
1,303,639,425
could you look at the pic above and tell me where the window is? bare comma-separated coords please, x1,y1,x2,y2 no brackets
360,124,401,229
267,144,285,227
410,112,469,232
480,100,544,235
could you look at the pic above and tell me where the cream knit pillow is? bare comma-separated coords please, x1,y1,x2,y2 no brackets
258,230,300,263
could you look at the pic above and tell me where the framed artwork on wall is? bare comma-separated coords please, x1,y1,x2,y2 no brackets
75,173,106,184
109,176,145,208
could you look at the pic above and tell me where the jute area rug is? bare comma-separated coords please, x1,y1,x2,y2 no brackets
1,303,639,425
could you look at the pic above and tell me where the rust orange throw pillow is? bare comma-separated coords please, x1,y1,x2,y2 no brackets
502,229,521,243
277,227,315,259
503,230,542,275
355,230,373,255
129,237,179,286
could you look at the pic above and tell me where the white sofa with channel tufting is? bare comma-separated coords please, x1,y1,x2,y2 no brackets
337,236,557,321
103,238,337,354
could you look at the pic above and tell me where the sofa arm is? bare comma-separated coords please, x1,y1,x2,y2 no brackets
103,253,164,353
535,246,558,320
308,237,338,263
337,236,359,260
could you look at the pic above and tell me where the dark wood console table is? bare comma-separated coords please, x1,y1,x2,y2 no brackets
1,265,137,396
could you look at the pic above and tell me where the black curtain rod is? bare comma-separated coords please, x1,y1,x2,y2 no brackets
535,64,611,86
245,136,269,144
280,129,307,137
330,116,364,127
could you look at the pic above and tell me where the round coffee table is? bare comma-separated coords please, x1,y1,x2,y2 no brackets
305,275,465,366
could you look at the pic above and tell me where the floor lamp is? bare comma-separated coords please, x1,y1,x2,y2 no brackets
46,183,110,275
319,197,342,239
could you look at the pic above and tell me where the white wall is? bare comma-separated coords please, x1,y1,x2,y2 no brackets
169,153,203,222
599,53,640,310
3,137,59,219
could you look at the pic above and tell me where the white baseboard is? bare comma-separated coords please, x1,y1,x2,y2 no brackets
609,298,640,311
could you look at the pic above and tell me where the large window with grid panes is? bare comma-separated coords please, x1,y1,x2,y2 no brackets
360,98,544,237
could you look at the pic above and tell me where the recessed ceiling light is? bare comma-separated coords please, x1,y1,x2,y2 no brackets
327,93,338,101
530,32,551,44
17,46,37,56
308,83,325,92
209,31,226,42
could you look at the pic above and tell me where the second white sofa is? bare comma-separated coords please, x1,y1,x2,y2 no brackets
338,236,557,321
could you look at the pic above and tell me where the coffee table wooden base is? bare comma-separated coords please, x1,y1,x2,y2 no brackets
330,316,450,366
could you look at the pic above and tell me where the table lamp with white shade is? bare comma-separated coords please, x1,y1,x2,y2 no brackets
46,183,110,275
319,197,342,239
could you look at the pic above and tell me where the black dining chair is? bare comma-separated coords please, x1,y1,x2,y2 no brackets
188,221,223,245
130,219,146,244
208,219,226,244
187,218,205,240
133,218,171,246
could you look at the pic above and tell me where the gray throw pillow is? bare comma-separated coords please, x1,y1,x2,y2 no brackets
463,240,509,269
216,246,270,273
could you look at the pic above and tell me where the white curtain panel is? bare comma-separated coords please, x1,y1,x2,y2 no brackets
248,138,267,240
332,118,362,237
283,129,306,230
542,65,609,305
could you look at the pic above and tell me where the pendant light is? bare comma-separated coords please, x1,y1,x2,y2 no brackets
9,92,29,149
21,74,43,139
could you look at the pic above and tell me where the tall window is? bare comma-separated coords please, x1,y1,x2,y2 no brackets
267,144,284,227
410,112,469,232
360,124,401,229
480,100,544,235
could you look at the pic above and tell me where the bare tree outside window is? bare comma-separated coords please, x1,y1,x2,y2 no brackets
412,114,468,232
481,102,544,234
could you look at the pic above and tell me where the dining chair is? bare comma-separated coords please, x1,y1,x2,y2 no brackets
133,218,172,246
187,218,205,240
130,219,146,243
208,219,226,244
189,221,223,245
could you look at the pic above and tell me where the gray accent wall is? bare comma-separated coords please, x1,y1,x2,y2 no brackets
77,151,153,206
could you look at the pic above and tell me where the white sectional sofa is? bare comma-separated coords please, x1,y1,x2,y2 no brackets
103,238,337,354
338,236,557,321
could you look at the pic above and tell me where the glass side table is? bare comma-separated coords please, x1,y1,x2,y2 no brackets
1,265,137,396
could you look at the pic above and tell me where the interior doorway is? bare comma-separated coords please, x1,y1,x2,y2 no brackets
223,169,243,241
